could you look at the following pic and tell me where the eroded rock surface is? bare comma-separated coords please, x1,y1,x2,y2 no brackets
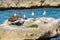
0,17,60,40
0,0,60,8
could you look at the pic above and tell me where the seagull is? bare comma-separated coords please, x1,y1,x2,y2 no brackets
32,11,34,16
43,10,46,17
43,11,46,22
24,14,26,18
14,13,17,16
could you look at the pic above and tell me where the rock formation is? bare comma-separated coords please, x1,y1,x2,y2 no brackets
0,0,60,8
0,17,60,40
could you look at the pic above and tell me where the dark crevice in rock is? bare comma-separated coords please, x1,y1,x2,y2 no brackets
0,37,2,39
36,35,60,40
0,6,60,11
36,30,60,40
36,38,51,40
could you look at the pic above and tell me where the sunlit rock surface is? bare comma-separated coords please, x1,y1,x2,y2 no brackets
0,17,60,40
0,0,60,8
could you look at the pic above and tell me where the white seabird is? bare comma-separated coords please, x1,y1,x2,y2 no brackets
14,13,17,16
32,11,34,16
24,14,26,18
43,10,46,17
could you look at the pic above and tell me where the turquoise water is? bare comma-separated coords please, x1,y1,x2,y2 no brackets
0,9,60,24
0,8,60,40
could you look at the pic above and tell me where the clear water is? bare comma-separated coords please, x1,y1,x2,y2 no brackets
0,8,60,40
0,9,60,24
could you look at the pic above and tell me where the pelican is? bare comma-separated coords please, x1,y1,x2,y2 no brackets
43,10,46,17
32,11,34,16
14,13,17,16
24,14,26,18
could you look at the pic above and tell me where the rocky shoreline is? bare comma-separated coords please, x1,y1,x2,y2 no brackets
0,0,60,10
0,17,60,40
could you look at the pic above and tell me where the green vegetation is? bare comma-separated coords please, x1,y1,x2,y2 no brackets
40,0,45,6
28,24,38,28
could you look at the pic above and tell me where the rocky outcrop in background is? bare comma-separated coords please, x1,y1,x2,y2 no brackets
0,0,60,8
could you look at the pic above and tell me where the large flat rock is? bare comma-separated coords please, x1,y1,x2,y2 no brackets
0,18,60,40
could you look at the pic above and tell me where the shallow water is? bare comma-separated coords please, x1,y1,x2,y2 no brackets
0,8,60,40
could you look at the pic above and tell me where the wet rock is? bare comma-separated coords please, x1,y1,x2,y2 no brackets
8,16,19,22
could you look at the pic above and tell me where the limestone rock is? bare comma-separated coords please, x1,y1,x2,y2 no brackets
0,18,60,40
0,0,60,8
